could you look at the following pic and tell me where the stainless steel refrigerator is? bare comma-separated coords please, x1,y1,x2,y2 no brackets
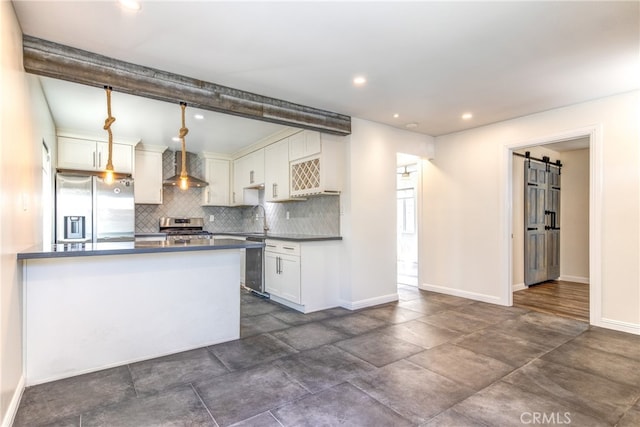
55,173,135,244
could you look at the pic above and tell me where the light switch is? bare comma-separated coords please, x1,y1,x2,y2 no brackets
209,215,215,222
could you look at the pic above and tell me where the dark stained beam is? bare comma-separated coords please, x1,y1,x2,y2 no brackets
22,35,351,136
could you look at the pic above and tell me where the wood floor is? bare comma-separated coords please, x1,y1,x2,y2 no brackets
513,280,589,322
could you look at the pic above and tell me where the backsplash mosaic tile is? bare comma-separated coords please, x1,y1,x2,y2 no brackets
266,195,340,235
135,150,340,235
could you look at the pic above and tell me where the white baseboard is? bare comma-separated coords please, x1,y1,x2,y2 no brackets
2,374,25,427
595,317,640,335
339,293,398,311
512,282,527,292
269,294,305,312
559,275,590,284
419,283,503,305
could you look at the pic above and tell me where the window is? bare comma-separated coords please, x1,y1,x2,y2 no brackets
397,188,415,234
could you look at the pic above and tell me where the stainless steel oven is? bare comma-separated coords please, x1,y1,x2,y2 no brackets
159,217,213,242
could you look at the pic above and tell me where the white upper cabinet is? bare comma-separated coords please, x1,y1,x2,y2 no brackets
290,133,343,197
264,138,290,202
57,135,136,174
134,144,166,204
234,148,264,189
231,148,264,206
288,130,321,161
201,155,231,206
232,149,263,206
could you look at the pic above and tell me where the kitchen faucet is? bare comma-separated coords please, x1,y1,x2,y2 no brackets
255,204,269,234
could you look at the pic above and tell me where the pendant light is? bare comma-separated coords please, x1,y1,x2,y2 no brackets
400,165,411,180
178,102,189,190
103,86,116,184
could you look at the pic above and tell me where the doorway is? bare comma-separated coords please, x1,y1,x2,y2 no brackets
397,153,420,287
510,137,591,321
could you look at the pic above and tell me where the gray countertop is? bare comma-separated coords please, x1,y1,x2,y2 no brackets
213,232,342,242
17,239,264,260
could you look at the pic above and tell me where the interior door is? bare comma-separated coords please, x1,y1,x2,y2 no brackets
524,159,562,286
547,165,561,280
524,161,548,286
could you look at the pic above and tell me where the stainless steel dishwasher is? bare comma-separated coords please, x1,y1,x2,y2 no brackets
245,236,267,296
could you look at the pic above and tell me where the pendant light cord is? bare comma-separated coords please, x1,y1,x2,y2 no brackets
179,102,189,178
103,86,115,170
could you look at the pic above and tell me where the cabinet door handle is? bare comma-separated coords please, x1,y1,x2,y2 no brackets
250,170,254,184
283,246,296,251
272,183,278,198
232,192,236,204
93,152,96,167
98,152,102,168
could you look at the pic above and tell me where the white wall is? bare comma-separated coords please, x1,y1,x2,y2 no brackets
422,91,639,333
339,118,434,308
1,2,56,424
560,148,590,283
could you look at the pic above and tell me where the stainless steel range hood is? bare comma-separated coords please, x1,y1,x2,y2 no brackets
163,151,209,188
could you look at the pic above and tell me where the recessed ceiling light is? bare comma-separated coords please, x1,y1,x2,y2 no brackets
462,112,473,120
194,114,204,120
353,76,367,86
118,0,141,11
393,113,400,118
405,123,418,129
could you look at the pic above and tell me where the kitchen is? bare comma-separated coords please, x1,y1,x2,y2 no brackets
3,1,640,426
18,71,349,384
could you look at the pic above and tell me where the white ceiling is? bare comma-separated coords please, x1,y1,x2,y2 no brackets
12,1,640,154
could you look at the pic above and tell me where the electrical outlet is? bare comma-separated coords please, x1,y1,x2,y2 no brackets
286,211,290,220
209,215,215,222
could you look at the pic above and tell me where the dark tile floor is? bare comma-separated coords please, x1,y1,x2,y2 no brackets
14,285,640,426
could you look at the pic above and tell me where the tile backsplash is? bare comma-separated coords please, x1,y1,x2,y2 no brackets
135,150,340,236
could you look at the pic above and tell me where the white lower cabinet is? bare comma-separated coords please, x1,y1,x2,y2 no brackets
265,241,301,304
264,239,340,313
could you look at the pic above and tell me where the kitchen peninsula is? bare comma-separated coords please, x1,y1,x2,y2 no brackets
18,238,263,385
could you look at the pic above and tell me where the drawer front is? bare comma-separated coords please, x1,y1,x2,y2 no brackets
265,239,300,256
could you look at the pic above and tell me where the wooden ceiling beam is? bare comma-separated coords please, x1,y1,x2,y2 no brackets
22,35,351,136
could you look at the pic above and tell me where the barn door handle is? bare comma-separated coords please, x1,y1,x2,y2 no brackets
527,227,537,231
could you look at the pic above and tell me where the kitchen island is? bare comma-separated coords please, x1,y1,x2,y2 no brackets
18,238,263,385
